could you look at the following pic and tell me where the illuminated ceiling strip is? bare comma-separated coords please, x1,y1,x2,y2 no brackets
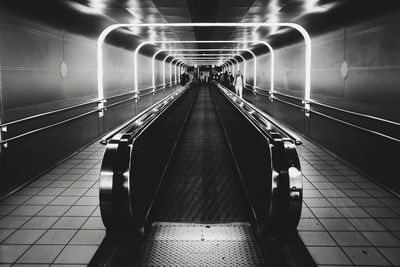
170,58,180,84
141,40,270,90
156,49,249,87
160,49,248,87
98,23,310,105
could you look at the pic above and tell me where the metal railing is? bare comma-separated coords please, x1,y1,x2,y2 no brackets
0,83,180,147
246,86,400,143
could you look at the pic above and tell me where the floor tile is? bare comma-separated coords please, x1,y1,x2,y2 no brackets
79,174,99,181
348,218,386,231
378,247,400,265
36,206,70,217
0,196,30,205
361,231,400,247
304,198,332,208
51,217,87,229
313,183,336,190
3,229,46,244
48,181,74,188
319,219,355,231
36,230,77,245
0,245,29,263
81,217,105,230
74,197,98,206
66,169,87,175
64,206,96,216
303,190,323,198
297,219,325,231
324,176,349,183
363,207,398,218
337,207,370,218
0,205,18,216
25,196,55,205
307,247,351,265
17,245,64,264
54,245,98,264
0,217,31,229
301,207,315,219
9,205,44,216
330,231,370,246
91,207,101,217
58,174,81,181
304,176,329,183
334,182,359,189
69,230,105,245
327,198,358,207
70,181,96,188
353,197,384,207
0,229,15,243
39,174,61,181
37,188,65,196
342,189,370,198
319,190,347,198
15,188,42,196
378,198,400,207
59,188,88,197
366,189,393,197
310,208,342,218
49,196,79,206
21,217,58,229
345,175,368,183
377,218,400,231
298,231,336,246
83,189,98,197
343,247,389,265
27,180,52,188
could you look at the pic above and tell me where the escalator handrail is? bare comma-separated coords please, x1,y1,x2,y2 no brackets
99,82,192,233
214,82,302,236
215,82,302,145
100,82,192,145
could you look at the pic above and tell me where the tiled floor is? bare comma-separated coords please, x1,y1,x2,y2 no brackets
0,128,400,266
298,138,400,266
0,142,106,266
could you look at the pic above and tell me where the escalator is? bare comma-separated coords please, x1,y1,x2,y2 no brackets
90,83,315,266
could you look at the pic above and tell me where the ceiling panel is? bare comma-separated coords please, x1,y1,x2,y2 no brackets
1,0,400,58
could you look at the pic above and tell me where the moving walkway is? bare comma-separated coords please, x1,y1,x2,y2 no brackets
91,82,313,266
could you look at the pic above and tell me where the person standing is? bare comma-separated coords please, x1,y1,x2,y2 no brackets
229,72,234,85
222,71,231,88
234,70,244,98
180,72,187,86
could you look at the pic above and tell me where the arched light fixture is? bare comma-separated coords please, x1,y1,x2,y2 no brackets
141,40,273,91
97,23,311,112
156,49,250,88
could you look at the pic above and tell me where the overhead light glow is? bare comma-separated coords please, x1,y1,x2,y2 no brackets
97,23,311,105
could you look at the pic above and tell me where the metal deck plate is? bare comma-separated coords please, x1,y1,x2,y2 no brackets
138,222,268,266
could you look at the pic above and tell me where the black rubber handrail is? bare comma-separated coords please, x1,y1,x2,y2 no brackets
100,83,192,145
218,82,302,145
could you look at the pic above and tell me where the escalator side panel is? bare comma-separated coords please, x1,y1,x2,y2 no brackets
210,86,273,232
128,86,198,227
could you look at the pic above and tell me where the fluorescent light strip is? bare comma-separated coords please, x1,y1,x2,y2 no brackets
97,23,311,104
143,41,267,90
156,49,249,87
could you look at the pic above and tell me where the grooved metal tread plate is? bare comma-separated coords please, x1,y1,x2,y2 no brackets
137,222,268,266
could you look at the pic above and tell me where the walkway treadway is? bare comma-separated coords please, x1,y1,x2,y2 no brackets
0,108,399,266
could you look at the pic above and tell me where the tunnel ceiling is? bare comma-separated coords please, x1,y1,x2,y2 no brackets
1,0,400,57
